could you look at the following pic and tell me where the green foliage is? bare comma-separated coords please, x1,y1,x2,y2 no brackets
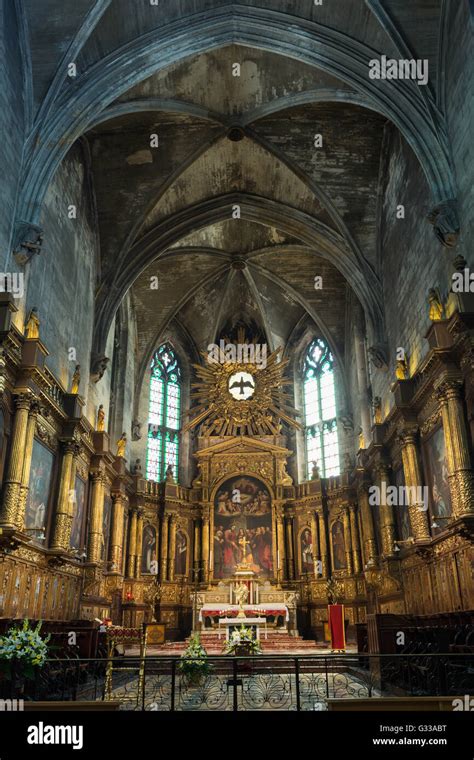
0,620,50,680
223,625,262,655
178,634,211,685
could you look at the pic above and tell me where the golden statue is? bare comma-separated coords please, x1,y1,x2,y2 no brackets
116,432,127,458
235,581,249,618
96,404,105,431
25,308,40,339
395,357,408,380
428,288,444,321
70,364,81,394
373,396,382,424
358,427,365,450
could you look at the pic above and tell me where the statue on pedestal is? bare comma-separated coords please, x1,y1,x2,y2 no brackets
165,464,175,482
116,432,127,458
70,365,81,394
311,460,320,480
96,404,105,431
235,582,249,618
395,357,408,381
428,288,444,321
25,307,40,339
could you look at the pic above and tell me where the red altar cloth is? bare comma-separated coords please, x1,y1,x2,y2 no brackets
328,604,345,650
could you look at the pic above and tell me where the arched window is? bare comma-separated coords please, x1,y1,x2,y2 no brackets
146,343,181,482
303,338,340,478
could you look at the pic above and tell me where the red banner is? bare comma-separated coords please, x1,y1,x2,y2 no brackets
328,604,345,651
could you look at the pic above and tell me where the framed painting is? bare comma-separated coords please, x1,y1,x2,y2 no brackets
25,439,55,541
213,475,273,578
394,465,412,541
141,524,157,574
175,528,188,575
70,475,87,551
422,424,452,532
331,520,347,570
300,527,314,573
101,492,112,561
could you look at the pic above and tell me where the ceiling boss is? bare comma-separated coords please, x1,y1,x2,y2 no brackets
184,335,301,437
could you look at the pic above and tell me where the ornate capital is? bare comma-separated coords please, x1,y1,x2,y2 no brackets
436,379,463,403
14,392,32,411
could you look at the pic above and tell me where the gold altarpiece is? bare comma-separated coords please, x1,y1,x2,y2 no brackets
0,294,473,642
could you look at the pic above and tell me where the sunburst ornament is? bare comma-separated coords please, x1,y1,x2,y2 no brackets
184,343,301,436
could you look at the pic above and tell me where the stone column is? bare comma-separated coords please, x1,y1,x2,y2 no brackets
285,517,294,579
358,485,377,566
317,511,328,578
160,513,169,581
354,323,371,446
377,462,396,557
17,401,40,531
109,494,126,574
50,442,77,552
437,380,474,517
0,393,31,528
349,504,362,574
276,509,286,581
87,472,105,564
168,514,177,582
126,507,138,578
202,509,210,583
342,507,353,573
399,430,431,540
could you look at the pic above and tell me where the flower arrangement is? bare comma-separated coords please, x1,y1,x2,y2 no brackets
177,634,211,686
0,620,50,679
223,625,262,656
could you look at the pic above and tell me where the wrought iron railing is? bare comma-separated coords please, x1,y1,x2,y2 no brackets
1,653,473,711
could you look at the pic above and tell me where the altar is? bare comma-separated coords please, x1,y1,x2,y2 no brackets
199,603,289,627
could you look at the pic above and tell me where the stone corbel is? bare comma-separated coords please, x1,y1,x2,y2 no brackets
427,200,460,248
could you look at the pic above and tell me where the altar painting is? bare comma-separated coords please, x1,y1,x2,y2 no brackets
422,425,452,528
213,476,273,578
25,439,55,538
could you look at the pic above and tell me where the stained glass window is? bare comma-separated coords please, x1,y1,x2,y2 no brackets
146,343,181,481
303,338,340,478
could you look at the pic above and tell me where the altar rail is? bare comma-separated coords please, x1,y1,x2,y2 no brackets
2,653,473,711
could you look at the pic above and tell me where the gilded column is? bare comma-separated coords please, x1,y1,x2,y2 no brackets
135,508,144,578
0,393,31,528
358,485,377,566
202,509,210,583
50,442,77,552
16,401,40,530
109,493,126,574
193,519,201,579
285,516,294,579
311,511,320,576
87,472,105,564
168,514,177,582
437,380,474,517
317,511,328,578
377,462,396,557
349,504,362,574
160,513,169,581
276,509,286,581
342,507,353,573
399,429,431,540
126,507,138,578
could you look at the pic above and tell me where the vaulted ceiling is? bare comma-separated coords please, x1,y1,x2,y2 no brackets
18,0,453,373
